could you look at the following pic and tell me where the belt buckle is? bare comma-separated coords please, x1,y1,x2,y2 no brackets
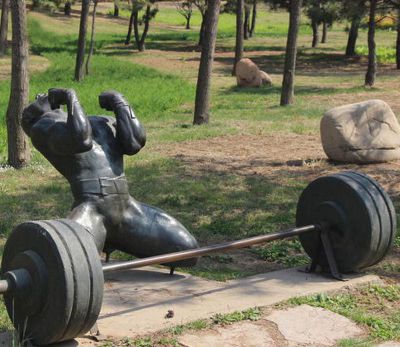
99,178,115,196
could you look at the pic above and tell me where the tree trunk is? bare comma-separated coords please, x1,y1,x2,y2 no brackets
232,0,244,75
345,17,359,57
321,20,327,43
0,0,9,56
137,5,151,51
365,0,377,87
280,0,302,106
397,7,400,69
7,0,31,168
114,1,119,17
85,0,98,75
125,9,134,45
64,1,72,16
75,0,90,82
249,0,256,37
186,13,191,29
198,14,206,48
193,0,221,125
32,0,40,10
244,6,250,40
132,10,141,50
311,19,319,47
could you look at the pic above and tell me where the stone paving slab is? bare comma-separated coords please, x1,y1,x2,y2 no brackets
267,305,363,346
96,266,379,339
178,321,277,347
178,304,365,347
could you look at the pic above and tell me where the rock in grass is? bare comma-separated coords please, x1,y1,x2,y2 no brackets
259,70,272,86
236,58,272,88
321,99,400,163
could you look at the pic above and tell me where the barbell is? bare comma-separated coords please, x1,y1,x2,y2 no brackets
0,171,396,345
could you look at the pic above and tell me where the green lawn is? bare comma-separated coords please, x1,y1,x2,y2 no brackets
0,3,399,342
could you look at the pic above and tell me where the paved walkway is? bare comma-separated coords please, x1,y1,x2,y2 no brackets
96,266,379,338
1,266,383,346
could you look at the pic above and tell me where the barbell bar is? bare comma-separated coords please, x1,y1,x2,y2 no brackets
102,224,318,273
0,171,396,345
0,224,318,293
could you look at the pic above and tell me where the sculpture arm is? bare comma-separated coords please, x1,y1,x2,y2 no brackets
99,91,146,155
46,88,93,154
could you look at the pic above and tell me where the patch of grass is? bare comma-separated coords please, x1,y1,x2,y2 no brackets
338,338,374,347
168,319,210,336
212,307,262,325
185,266,252,281
289,285,400,342
356,46,397,64
252,239,309,267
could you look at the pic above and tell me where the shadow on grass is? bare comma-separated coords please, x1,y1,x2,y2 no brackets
0,157,302,242
1,154,399,282
222,84,373,97
3,156,400,243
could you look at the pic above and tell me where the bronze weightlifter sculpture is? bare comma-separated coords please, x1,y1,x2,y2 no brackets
22,88,198,269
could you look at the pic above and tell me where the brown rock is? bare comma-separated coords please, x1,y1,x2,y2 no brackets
321,99,400,163
259,70,272,86
236,58,272,88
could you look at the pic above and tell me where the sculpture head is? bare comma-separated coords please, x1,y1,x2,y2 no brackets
22,94,52,136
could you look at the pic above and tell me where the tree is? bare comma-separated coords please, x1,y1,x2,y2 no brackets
249,0,257,37
280,0,303,106
305,0,321,47
85,0,98,75
125,0,158,51
193,0,208,47
114,0,120,17
0,0,9,56
75,0,90,81
6,0,31,168
244,1,251,39
397,6,400,68
341,0,367,56
193,0,221,125
233,0,244,75
346,17,361,56
385,0,400,68
176,0,193,29
365,0,378,86
304,0,340,47
64,1,72,15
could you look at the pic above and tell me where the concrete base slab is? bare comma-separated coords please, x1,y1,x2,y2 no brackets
178,321,277,347
95,266,379,339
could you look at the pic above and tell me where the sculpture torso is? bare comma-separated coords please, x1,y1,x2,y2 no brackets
32,111,124,183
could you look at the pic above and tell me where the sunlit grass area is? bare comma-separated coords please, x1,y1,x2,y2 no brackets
0,2,399,339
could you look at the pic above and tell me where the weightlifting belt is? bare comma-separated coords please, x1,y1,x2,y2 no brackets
71,175,129,197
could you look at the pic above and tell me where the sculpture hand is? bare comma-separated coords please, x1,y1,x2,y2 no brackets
99,91,127,112
48,88,75,110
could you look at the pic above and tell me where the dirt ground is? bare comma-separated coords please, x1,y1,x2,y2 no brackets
153,132,400,282
155,133,400,197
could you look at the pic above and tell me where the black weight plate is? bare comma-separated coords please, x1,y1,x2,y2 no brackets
57,219,104,336
1,219,103,345
346,171,397,266
296,173,381,272
336,172,395,267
